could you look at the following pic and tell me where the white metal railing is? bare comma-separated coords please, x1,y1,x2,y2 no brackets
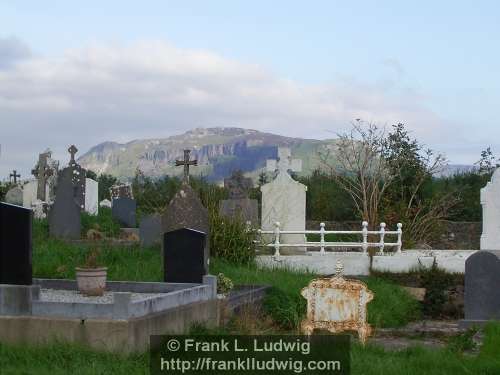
256,221,403,257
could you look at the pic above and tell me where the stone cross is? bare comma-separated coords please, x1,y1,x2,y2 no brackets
9,170,20,184
32,151,54,201
68,145,78,165
266,147,302,176
175,149,197,183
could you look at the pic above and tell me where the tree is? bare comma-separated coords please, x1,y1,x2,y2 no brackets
476,147,499,176
318,120,392,228
97,173,118,201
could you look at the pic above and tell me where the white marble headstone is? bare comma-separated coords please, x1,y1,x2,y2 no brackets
22,180,38,208
481,168,500,250
261,148,307,254
84,178,99,216
100,199,112,208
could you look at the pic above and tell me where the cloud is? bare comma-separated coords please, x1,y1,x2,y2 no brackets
0,36,32,69
0,39,447,178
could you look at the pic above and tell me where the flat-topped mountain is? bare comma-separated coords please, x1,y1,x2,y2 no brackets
77,127,334,181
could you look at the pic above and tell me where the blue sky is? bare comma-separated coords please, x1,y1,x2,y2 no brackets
1,0,499,176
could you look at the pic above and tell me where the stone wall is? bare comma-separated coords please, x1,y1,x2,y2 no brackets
306,220,481,250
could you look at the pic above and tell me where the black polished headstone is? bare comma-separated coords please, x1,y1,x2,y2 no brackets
112,197,137,227
163,228,207,283
0,203,33,285
48,167,81,239
139,214,162,247
461,250,500,327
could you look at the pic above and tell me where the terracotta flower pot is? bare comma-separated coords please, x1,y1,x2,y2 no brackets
75,267,108,296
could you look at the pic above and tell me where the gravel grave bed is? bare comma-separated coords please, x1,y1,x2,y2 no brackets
39,289,167,304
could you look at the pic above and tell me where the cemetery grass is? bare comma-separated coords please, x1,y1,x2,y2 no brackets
2,324,500,374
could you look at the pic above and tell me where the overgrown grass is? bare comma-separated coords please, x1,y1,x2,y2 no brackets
81,208,121,237
0,341,148,375
2,323,500,374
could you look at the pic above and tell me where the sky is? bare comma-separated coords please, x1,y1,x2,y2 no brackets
1,0,499,178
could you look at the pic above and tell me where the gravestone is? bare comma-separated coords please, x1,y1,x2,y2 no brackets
0,202,33,285
460,250,500,327
5,186,23,206
31,149,59,203
161,149,209,253
480,168,500,249
84,178,99,215
261,147,307,254
219,170,258,225
110,184,133,201
112,197,137,227
163,228,208,283
48,167,81,239
139,214,162,247
22,180,38,208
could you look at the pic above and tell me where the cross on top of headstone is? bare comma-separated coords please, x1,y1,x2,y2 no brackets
68,145,78,165
266,147,302,176
9,170,20,184
175,149,197,183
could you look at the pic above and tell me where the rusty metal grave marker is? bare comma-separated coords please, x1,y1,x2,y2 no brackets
301,260,374,344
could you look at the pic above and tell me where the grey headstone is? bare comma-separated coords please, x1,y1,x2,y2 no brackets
4,186,23,206
219,198,258,225
161,183,209,254
139,214,162,247
219,170,259,225
112,197,137,228
460,250,500,328
48,167,81,239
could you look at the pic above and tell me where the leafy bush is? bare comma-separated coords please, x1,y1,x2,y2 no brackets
420,262,456,318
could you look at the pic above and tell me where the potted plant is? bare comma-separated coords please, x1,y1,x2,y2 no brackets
216,273,234,299
76,248,107,296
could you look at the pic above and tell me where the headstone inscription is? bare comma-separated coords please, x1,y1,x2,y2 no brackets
48,167,81,239
139,214,162,247
460,250,500,327
161,150,209,253
163,228,208,283
219,170,258,225
112,197,137,228
261,147,307,254
0,202,33,285
480,168,500,250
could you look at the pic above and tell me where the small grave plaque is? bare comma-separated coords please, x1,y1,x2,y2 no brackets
0,202,33,285
301,261,374,344
163,228,208,283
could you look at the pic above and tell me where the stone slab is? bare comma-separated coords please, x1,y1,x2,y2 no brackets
480,169,500,249
112,197,137,227
4,186,23,206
